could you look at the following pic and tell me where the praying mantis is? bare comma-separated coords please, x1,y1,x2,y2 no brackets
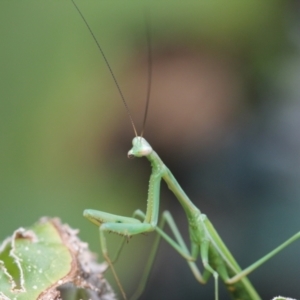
71,1,300,299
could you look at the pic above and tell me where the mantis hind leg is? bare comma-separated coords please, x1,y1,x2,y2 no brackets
226,231,300,285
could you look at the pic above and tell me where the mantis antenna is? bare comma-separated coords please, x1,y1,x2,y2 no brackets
71,0,152,138
141,11,152,138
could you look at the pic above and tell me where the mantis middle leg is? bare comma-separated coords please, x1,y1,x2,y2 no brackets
131,210,220,300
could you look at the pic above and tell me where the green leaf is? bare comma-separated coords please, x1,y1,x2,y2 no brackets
0,218,115,300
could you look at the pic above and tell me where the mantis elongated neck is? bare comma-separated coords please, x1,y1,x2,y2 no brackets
128,137,200,221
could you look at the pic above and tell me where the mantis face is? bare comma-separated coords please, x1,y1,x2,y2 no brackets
128,137,153,158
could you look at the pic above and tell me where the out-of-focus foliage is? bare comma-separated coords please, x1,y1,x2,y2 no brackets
1,1,300,299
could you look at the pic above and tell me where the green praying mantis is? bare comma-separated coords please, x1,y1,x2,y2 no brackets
71,1,300,299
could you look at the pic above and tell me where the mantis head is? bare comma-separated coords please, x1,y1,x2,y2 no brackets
128,137,153,158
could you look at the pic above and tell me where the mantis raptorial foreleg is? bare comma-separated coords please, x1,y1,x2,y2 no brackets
84,210,154,300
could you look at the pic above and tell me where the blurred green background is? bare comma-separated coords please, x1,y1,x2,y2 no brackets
1,1,300,299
